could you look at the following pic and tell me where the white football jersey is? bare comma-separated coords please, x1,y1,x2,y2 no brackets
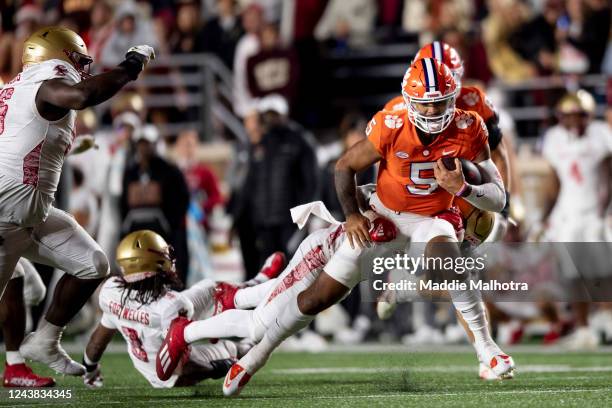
543,121,612,215
542,121,612,241
98,277,195,388
0,59,80,226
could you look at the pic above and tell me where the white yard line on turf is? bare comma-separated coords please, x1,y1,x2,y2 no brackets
271,365,612,374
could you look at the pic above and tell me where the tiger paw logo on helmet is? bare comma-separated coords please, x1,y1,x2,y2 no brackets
455,113,474,129
384,115,403,129
461,92,480,107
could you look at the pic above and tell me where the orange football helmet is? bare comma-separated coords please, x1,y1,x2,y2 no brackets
402,57,458,134
414,41,464,90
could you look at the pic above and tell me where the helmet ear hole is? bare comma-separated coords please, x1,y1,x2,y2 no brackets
135,240,142,249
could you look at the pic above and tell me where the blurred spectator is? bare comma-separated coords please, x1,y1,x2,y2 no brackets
402,0,428,37
482,0,537,82
231,95,318,279
174,129,225,226
169,1,205,54
70,166,99,235
320,113,375,221
97,101,144,271
314,0,377,49
233,3,264,117
174,129,226,283
441,28,493,85
100,0,160,67
120,125,191,283
237,0,282,23
557,0,611,74
246,22,300,111
201,0,244,68
509,0,563,75
85,0,114,63
0,4,42,79
431,0,474,41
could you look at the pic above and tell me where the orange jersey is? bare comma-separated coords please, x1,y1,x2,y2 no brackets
366,108,489,216
384,86,496,123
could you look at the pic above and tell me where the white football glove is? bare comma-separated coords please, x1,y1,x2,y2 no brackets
125,45,156,68
83,365,103,388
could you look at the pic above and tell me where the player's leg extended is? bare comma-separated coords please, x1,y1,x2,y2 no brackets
223,271,351,396
1,273,56,388
224,232,364,396
424,232,515,379
19,208,109,376
174,341,245,386
160,239,314,381
0,224,32,301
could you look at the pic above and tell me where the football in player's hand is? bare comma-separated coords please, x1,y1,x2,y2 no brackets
441,158,484,185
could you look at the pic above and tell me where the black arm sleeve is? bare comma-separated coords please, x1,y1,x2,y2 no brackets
486,113,503,151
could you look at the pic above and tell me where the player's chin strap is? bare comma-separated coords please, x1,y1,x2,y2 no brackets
457,159,506,213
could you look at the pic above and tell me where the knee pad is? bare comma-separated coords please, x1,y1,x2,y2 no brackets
79,250,110,279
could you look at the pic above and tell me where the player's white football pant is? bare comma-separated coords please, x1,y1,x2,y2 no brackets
0,207,109,300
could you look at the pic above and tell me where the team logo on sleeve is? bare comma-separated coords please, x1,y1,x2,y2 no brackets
461,92,480,107
455,113,474,129
384,115,403,129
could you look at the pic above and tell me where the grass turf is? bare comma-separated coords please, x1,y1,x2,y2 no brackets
2,348,612,407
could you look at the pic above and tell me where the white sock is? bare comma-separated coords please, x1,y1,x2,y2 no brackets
234,279,277,309
184,309,253,343
35,319,63,342
449,289,495,350
240,297,314,372
6,351,25,365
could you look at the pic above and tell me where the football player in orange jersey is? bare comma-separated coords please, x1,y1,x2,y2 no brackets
384,41,514,222
381,42,519,380
222,58,514,396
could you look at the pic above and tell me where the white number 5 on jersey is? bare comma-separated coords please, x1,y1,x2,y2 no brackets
406,162,438,195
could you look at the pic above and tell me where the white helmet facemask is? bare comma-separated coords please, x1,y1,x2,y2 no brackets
404,91,457,134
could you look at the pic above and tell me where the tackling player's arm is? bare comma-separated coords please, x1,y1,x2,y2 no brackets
335,139,382,249
36,46,154,120
82,323,116,388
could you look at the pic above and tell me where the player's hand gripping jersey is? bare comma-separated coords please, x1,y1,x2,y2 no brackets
366,107,489,215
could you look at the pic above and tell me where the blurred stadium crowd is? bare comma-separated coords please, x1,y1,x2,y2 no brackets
0,0,611,351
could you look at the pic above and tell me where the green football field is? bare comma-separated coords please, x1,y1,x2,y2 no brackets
3,346,612,407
